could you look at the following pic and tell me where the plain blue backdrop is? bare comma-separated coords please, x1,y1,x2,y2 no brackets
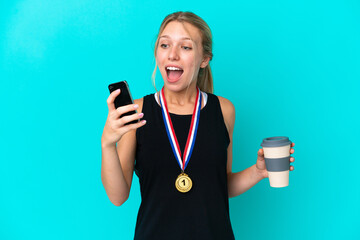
1,0,359,239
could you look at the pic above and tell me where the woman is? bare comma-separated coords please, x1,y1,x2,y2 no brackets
101,11,295,239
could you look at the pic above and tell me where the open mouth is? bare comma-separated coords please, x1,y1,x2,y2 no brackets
166,66,184,82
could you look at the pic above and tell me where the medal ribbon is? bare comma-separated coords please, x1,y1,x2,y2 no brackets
159,87,202,171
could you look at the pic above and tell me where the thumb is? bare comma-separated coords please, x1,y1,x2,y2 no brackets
257,148,264,160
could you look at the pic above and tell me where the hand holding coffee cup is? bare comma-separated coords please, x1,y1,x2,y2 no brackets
256,137,295,187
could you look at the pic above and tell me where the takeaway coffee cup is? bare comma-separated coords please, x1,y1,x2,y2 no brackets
261,136,292,188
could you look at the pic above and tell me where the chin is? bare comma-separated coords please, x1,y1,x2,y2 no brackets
164,81,197,94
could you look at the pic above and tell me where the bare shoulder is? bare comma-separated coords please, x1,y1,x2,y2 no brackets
217,96,235,132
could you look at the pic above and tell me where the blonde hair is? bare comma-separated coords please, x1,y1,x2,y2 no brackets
152,11,214,93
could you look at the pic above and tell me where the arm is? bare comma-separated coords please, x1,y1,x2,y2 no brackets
218,96,264,198
101,98,144,206
218,97,295,197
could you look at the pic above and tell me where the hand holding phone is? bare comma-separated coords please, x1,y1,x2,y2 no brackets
108,81,139,125
101,81,146,147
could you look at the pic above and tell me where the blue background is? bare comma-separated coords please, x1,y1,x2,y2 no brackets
1,0,359,239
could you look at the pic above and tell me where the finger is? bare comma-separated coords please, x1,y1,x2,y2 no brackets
118,112,144,126
290,148,295,154
122,119,147,132
257,148,264,159
106,89,121,111
113,104,139,119
290,166,294,171
290,157,295,162
291,142,295,147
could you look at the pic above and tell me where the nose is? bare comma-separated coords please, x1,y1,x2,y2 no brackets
168,46,179,61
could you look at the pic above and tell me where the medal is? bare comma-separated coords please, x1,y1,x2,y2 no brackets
175,173,193,193
159,87,202,193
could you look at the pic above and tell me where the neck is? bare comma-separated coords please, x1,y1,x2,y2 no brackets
163,83,198,106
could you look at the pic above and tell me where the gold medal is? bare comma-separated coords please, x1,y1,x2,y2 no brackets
175,173,193,193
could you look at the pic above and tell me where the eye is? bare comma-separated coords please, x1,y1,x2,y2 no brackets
160,44,169,48
182,46,192,50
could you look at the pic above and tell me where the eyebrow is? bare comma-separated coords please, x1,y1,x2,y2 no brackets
159,35,192,41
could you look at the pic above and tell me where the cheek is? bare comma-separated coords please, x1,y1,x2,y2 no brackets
182,53,195,64
156,49,166,63
184,56,200,72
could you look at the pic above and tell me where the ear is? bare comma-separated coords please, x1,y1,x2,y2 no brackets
200,56,211,68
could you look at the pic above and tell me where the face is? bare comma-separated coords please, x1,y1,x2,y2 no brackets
156,21,210,91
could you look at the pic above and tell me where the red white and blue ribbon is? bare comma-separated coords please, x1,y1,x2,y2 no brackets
159,87,202,171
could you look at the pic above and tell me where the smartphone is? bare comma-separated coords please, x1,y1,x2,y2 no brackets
108,80,139,125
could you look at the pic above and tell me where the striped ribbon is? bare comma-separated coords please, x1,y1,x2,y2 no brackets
159,87,202,171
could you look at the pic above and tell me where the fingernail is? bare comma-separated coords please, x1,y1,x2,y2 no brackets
138,113,144,117
134,104,139,109
116,89,120,92
142,120,146,124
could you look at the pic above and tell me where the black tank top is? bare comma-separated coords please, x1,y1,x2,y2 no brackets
134,92,235,240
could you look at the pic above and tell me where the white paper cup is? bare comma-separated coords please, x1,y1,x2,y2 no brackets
261,137,292,188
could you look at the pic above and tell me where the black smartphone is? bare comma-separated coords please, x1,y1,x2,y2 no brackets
108,80,139,125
